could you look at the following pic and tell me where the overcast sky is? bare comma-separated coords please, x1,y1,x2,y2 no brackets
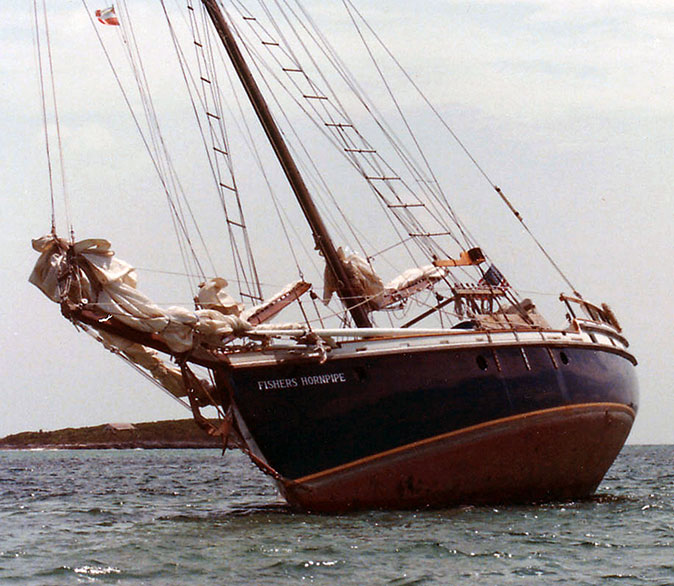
1,0,672,443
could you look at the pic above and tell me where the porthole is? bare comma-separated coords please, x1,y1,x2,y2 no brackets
560,351,570,365
476,355,488,371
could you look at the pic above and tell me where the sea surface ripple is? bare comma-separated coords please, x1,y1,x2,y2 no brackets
0,445,671,584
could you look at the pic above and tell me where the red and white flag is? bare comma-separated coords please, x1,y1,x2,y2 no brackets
95,6,120,26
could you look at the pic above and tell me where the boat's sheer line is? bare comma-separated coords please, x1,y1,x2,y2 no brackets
26,4,637,513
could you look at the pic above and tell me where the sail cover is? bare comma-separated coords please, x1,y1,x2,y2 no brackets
322,247,384,307
322,247,445,311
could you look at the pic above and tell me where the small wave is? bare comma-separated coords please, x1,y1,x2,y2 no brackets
391,541,457,558
226,501,293,516
74,565,122,576
387,574,436,585
36,563,122,578
35,565,72,577
453,549,514,559
157,501,291,523
512,565,557,577
260,557,345,576
589,493,634,505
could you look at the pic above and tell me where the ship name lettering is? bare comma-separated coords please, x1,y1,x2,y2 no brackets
256,372,347,390
299,372,347,386
257,378,299,390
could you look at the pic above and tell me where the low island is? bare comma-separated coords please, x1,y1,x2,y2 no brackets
0,419,224,450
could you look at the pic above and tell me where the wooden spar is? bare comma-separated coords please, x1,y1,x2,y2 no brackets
200,0,372,328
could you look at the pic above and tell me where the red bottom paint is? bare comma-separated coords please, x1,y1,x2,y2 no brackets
280,402,635,512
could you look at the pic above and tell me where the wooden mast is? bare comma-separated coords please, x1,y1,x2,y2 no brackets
200,0,372,328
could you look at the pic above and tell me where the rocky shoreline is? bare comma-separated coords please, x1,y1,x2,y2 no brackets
0,419,224,450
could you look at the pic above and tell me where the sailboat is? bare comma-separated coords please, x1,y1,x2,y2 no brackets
29,1,638,512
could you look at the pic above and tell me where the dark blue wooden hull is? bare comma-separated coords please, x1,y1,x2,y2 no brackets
218,341,638,510
223,343,637,477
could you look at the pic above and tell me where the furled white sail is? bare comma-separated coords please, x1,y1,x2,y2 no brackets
30,235,251,353
321,247,445,311
322,248,384,306
30,235,312,402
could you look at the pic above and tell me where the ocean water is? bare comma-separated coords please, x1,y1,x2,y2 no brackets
0,446,671,585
